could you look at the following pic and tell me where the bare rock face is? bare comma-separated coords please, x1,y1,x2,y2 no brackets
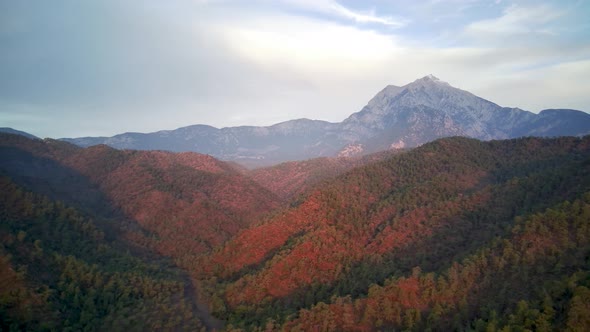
62,75,590,166
338,143,364,157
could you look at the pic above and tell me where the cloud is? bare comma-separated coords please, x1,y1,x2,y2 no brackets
206,13,406,124
472,59,590,111
0,1,405,137
279,0,408,27
465,4,565,39
218,14,400,65
0,0,588,139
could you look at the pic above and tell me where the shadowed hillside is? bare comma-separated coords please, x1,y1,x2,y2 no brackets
0,134,282,262
0,133,283,331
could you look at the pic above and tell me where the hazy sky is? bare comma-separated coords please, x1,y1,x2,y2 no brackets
1,0,589,138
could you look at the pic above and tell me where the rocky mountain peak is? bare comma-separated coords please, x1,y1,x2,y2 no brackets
408,74,450,87
421,74,442,82
364,75,459,116
367,85,403,109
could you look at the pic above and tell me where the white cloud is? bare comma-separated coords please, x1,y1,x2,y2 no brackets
465,4,565,38
279,0,407,27
2,0,589,138
472,59,590,111
197,14,407,124
217,15,400,66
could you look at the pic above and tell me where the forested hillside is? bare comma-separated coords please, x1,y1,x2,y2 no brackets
1,133,590,331
247,151,397,200
201,136,590,331
0,176,206,331
0,133,281,331
0,134,282,269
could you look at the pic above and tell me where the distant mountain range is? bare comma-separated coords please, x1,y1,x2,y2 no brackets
52,75,590,166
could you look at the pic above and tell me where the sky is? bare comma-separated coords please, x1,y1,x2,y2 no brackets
1,0,589,138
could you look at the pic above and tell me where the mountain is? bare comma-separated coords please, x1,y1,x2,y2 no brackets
247,150,399,201
62,75,590,166
0,127,39,140
2,132,590,331
201,135,590,330
0,176,212,331
63,120,342,168
513,108,590,137
0,133,282,270
340,75,533,151
0,133,286,330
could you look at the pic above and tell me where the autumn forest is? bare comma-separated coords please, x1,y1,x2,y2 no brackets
1,133,590,331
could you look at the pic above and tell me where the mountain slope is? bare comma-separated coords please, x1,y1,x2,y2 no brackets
0,133,282,271
514,108,590,137
61,76,590,166
0,133,285,330
0,127,39,140
339,75,538,152
247,150,400,200
200,135,590,330
0,175,210,331
285,194,590,331
64,119,343,167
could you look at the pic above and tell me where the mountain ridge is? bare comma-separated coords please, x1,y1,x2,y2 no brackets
58,75,590,166
0,127,39,140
